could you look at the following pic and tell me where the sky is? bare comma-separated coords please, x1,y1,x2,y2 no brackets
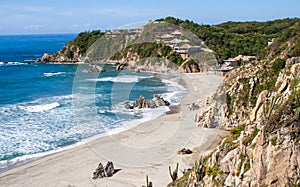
0,0,300,34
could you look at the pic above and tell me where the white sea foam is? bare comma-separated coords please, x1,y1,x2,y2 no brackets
0,141,85,171
86,75,153,83
18,102,60,113
43,72,65,77
160,77,188,105
0,62,28,66
0,74,187,173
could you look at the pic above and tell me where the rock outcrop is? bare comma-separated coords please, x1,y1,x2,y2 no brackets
179,58,200,73
92,161,115,179
125,95,170,109
170,56,300,186
38,44,82,63
84,65,106,73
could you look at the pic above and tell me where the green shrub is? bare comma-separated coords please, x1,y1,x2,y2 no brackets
271,58,286,74
271,136,278,146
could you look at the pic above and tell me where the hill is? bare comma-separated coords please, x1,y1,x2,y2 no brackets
168,18,300,186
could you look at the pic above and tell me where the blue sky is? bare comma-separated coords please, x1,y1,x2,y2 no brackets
1,0,300,34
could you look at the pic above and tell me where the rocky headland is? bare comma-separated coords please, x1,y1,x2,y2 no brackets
168,19,300,186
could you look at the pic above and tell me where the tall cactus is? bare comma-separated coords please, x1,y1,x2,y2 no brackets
169,163,179,181
194,156,206,181
142,175,153,187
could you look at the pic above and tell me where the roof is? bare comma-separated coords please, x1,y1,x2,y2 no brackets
169,38,183,44
160,34,173,38
180,44,192,49
171,30,182,35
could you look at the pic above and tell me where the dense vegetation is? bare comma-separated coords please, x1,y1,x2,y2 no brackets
157,17,300,60
61,30,104,56
111,42,184,66
167,17,300,187
53,17,300,63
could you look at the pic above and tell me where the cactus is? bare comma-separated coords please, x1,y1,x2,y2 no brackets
142,175,153,187
169,163,179,181
194,156,206,181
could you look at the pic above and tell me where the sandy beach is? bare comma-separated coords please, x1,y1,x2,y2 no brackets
0,72,225,187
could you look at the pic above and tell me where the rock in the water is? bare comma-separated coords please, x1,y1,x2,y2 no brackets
40,53,53,62
86,65,106,73
149,94,170,108
116,63,128,71
124,102,134,109
114,62,121,66
133,96,148,109
125,95,170,109
177,148,193,155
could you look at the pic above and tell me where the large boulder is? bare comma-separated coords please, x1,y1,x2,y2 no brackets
179,58,200,73
149,94,170,108
125,95,170,109
92,161,115,179
133,96,148,109
104,161,115,177
85,65,106,73
39,53,53,62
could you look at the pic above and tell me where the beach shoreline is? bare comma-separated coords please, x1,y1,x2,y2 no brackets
0,72,226,187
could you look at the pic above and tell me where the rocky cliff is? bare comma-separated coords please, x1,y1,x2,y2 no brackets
169,20,300,187
39,21,215,73
39,30,104,63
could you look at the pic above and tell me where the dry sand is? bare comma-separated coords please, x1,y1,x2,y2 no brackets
0,73,226,187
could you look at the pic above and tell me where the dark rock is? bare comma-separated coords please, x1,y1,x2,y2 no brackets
40,53,53,62
104,161,115,177
189,103,200,111
92,161,115,179
124,102,134,109
150,95,170,108
84,58,92,64
133,96,148,109
92,162,106,179
148,100,157,108
177,148,193,155
179,58,200,73
116,63,128,71
125,95,170,109
86,65,106,73
114,62,121,66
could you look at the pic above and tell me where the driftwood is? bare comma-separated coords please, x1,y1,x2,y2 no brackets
177,148,193,155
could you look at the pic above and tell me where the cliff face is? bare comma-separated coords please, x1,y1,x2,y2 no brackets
40,44,82,62
169,21,300,187
193,59,300,187
39,30,104,63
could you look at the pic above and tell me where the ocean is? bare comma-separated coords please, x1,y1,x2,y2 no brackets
0,34,186,172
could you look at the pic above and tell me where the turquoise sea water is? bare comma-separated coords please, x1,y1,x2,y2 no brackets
0,34,186,171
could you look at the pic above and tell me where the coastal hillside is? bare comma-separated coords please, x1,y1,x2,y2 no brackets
168,19,300,186
159,17,300,61
39,30,104,62
40,17,300,72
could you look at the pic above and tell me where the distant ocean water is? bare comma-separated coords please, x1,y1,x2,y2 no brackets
0,34,187,172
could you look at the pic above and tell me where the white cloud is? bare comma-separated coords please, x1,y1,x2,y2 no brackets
87,7,163,18
24,24,44,30
19,6,52,13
